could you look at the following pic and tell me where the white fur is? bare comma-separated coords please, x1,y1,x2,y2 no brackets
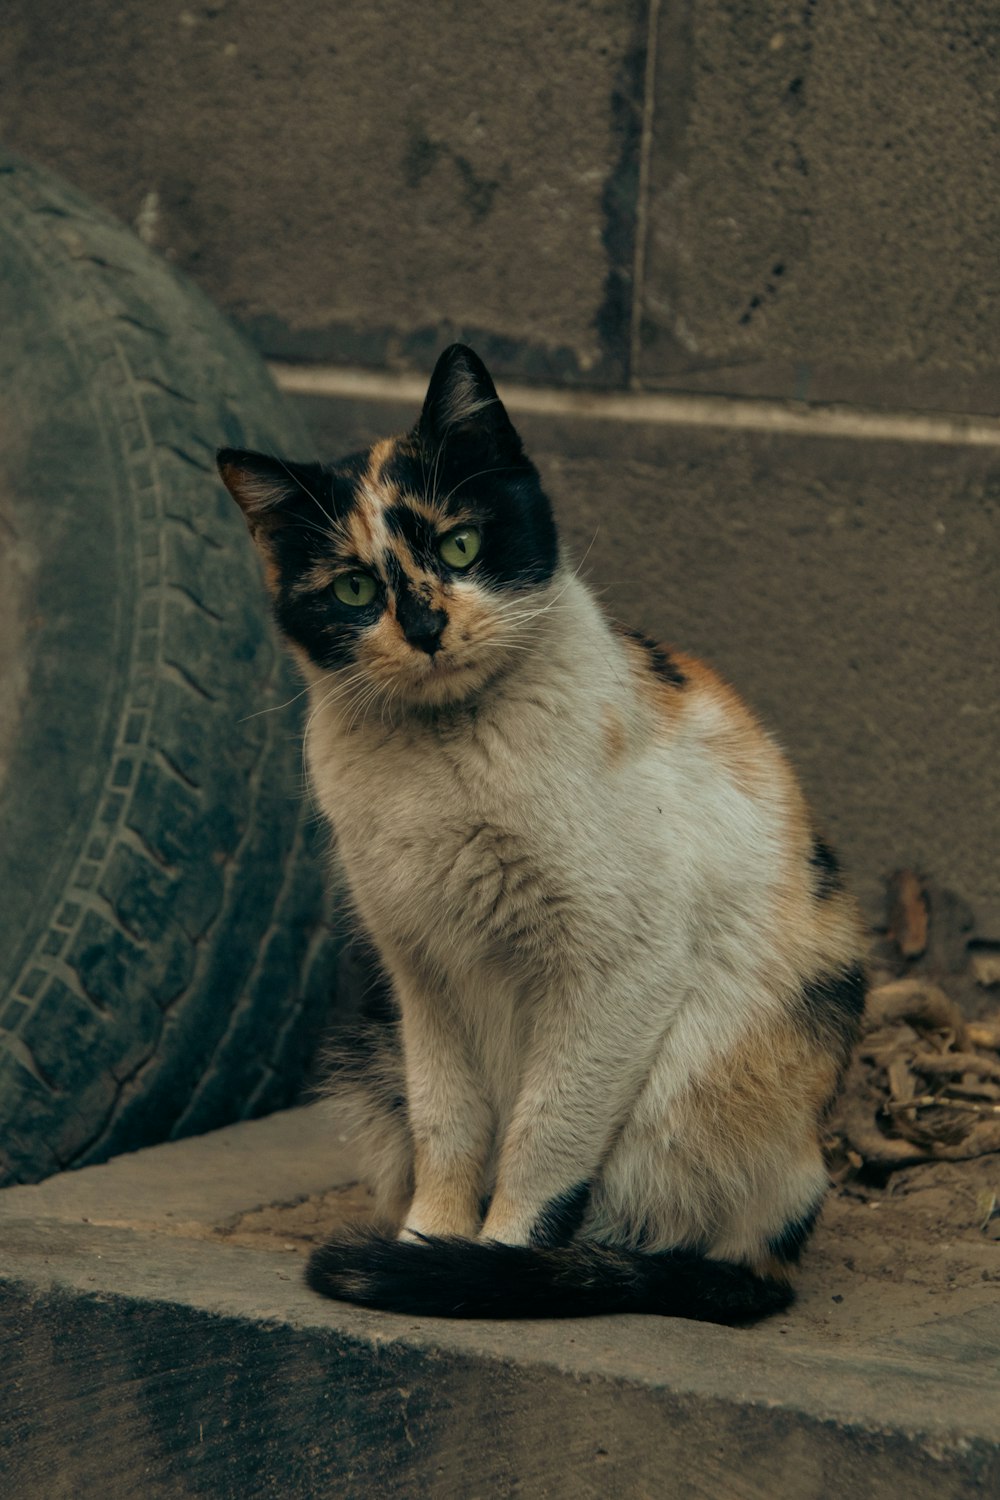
307,568,848,1261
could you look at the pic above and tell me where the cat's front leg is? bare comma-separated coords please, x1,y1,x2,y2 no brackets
393,967,492,1240
481,980,661,1247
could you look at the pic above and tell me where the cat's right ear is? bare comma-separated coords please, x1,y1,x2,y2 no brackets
217,449,323,541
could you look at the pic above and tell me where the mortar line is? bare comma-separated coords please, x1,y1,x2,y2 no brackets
270,362,1000,450
628,0,663,388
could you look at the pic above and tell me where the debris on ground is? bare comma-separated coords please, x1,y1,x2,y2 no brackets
831,978,1000,1171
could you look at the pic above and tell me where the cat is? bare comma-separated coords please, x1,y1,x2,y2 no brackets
217,343,866,1323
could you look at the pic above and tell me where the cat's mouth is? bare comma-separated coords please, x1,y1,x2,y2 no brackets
425,654,468,677
399,648,494,705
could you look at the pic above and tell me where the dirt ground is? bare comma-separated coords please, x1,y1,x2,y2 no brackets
215,1151,999,1353
210,1157,998,1344
209,1116,995,1350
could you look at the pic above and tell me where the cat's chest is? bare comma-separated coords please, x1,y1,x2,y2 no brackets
317,712,584,947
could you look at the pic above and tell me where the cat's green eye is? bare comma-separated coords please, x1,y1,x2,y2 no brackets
333,570,377,607
438,526,482,569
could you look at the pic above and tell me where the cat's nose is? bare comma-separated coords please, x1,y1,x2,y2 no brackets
397,597,447,655
407,622,445,656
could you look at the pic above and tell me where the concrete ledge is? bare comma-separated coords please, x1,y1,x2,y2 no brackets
2,1107,998,1498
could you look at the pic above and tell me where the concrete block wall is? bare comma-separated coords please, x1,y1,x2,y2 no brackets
3,1,997,408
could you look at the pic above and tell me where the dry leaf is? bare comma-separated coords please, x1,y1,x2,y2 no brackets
976,1190,998,1230
887,870,928,958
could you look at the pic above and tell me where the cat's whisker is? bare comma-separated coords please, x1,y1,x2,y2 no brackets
484,595,565,627
571,527,601,577
239,680,314,722
428,434,447,511
488,596,568,628
306,670,370,718
351,691,385,736
291,517,344,549
434,463,520,511
299,675,362,805
380,681,404,732
501,558,596,626
301,672,373,757
274,456,340,535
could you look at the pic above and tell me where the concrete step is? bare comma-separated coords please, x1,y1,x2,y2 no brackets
2,1105,998,1499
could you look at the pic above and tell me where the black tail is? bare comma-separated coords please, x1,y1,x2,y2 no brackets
305,1229,792,1324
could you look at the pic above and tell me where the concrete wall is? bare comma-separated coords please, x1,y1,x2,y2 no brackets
3,2,997,407
0,0,644,386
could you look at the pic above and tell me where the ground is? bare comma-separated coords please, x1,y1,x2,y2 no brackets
208,1144,997,1346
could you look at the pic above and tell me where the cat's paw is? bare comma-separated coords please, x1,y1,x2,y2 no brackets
401,1200,480,1240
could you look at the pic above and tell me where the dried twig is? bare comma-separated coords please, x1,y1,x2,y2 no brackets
863,979,969,1047
912,1053,1000,1084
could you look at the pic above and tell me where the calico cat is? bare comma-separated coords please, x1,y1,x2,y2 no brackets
218,344,866,1323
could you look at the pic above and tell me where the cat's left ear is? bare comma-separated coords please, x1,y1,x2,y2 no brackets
217,449,325,540
417,344,525,462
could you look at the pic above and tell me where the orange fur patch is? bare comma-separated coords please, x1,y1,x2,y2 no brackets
600,705,628,765
298,559,340,594
347,495,380,556
343,438,401,555
612,627,785,803
671,651,781,798
665,1017,839,1198
260,552,281,595
366,437,397,488
768,820,867,998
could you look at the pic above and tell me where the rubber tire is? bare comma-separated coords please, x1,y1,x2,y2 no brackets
0,150,339,1185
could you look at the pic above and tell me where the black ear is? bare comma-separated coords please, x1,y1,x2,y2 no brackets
417,345,524,460
217,449,325,537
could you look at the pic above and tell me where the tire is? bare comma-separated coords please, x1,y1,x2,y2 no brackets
0,149,339,1185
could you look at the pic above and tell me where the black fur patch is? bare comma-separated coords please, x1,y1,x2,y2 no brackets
384,502,438,567
324,940,405,1112
305,1229,793,1323
394,578,446,654
218,448,389,671
410,347,559,590
798,962,867,1062
529,1182,591,1248
809,836,843,901
411,444,558,592
616,625,687,688
767,1199,823,1264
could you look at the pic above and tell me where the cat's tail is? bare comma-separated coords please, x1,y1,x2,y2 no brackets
305,1229,792,1324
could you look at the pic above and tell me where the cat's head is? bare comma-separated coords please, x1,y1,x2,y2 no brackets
218,344,559,709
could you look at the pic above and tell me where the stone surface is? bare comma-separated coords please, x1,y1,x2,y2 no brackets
294,388,1000,934
0,0,646,386
3,3,997,407
2,1106,999,1499
639,2,1000,411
